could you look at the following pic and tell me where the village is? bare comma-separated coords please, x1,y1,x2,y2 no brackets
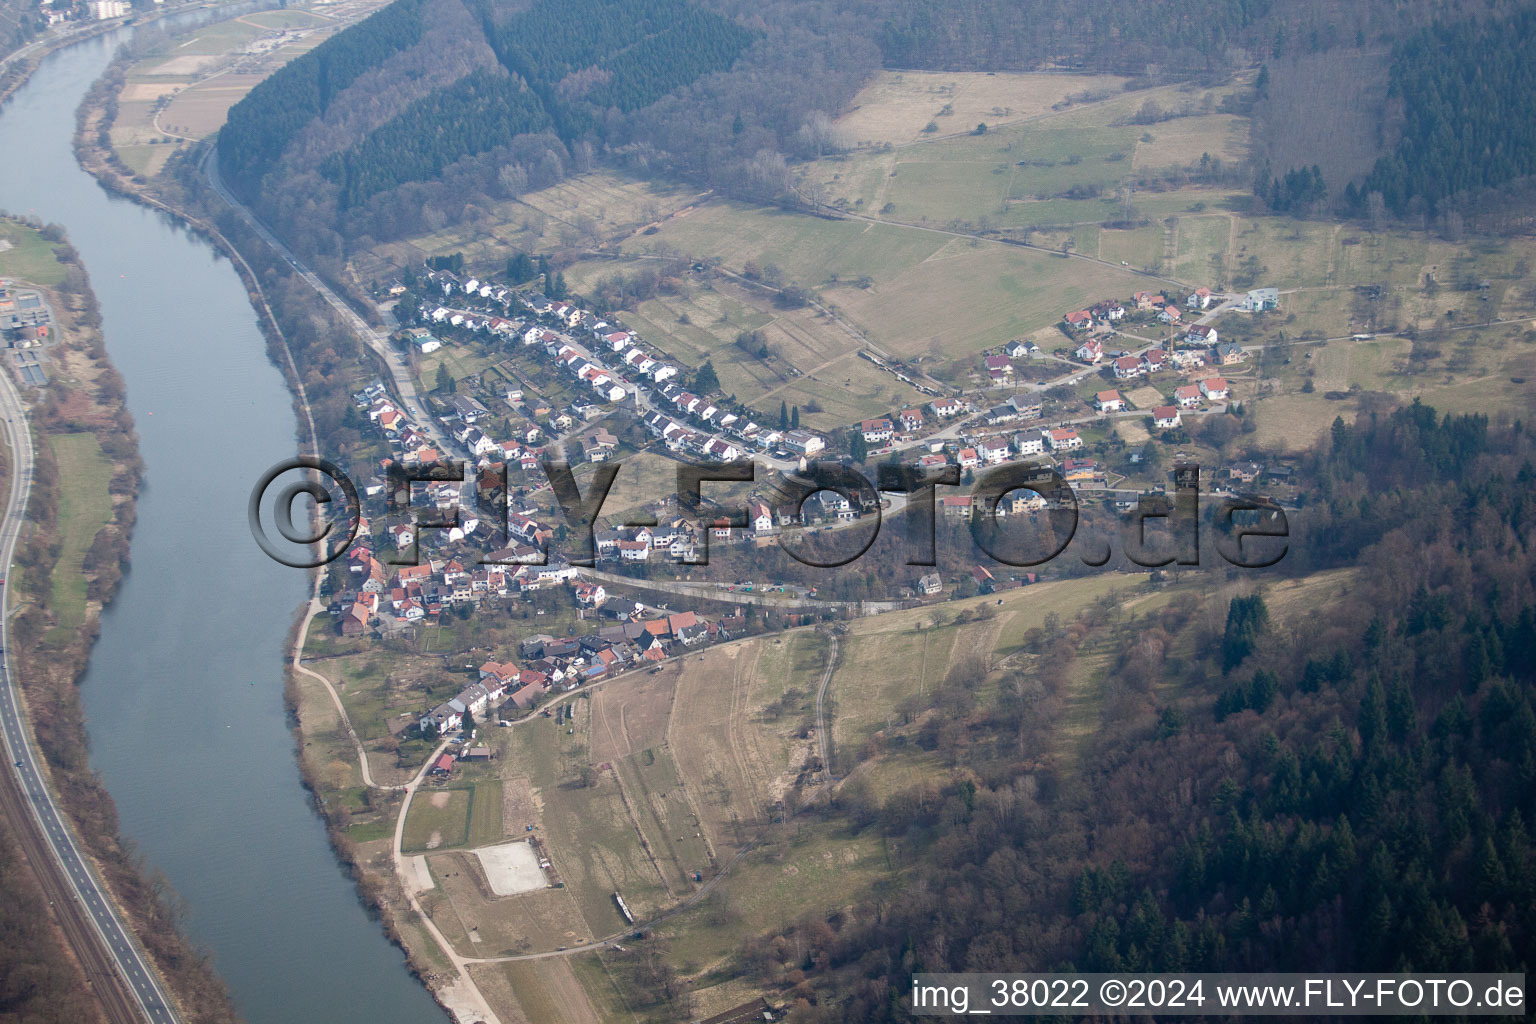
319,258,1306,746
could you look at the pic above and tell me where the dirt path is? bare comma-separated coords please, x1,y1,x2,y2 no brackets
291,597,406,792
813,633,841,779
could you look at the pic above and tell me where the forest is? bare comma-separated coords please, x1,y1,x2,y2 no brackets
732,401,1536,1021
325,68,552,207
216,0,430,196
1353,11,1536,217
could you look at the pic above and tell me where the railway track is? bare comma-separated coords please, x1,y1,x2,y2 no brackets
0,758,143,1023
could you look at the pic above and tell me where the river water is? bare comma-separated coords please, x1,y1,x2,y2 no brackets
0,23,442,1024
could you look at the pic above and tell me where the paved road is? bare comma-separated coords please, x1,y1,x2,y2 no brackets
0,370,180,1024
203,151,449,448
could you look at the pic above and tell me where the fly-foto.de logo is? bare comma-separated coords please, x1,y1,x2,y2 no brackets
248,456,1288,571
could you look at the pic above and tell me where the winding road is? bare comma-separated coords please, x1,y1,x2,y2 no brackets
0,364,181,1024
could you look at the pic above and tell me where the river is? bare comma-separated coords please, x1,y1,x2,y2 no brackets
0,22,442,1024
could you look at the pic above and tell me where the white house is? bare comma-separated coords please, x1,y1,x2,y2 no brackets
980,438,1011,464
784,430,825,456
860,418,894,444
1046,427,1083,451
1014,433,1045,456
1200,377,1230,401
750,501,774,533
1095,389,1126,413
1151,405,1182,429
1111,356,1142,379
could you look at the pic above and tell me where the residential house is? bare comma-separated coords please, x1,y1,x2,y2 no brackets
929,397,965,418
1140,348,1169,374
1186,287,1214,309
917,572,943,596
1095,389,1126,412
783,430,825,457
980,438,1011,464
1003,340,1030,358
1186,324,1218,346
452,395,489,423
1062,458,1099,483
898,408,925,432
1215,341,1246,365
983,354,1014,379
1200,377,1230,401
1009,394,1043,418
1090,301,1126,322
1228,461,1263,484
750,501,774,533
1075,338,1104,363
1063,310,1093,332
941,495,974,520
860,418,895,444
1151,405,1182,429
1046,427,1083,451
1013,433,1045,456
1174,384,1203,408
1111,355,1142,379
1241,287,1280,311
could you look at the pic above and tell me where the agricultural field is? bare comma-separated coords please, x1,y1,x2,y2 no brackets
665,634,823,847
1132,113,1249,171
1171,214,1234,285
1096,222,1167,272
469,960,603,1024
411,628,845,995
625,201,951,288
402,786,472,852
833,70,1129,148
821,238,1146,362
805,77,1250,231
359,173,706,288
110,3,364,176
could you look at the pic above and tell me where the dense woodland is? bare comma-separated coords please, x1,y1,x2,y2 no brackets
722,402,1536,1020
325,68,552,207
1351,12,1536,218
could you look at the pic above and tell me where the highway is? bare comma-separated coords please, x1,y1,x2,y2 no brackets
0,369,180,1024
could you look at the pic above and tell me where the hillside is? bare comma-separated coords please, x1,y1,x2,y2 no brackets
760,404,1536,1021
216,0,1514,263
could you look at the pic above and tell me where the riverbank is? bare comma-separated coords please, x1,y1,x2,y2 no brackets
0,216,241,1023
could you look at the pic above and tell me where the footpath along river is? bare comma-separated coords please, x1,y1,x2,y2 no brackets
0,20,443,1024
